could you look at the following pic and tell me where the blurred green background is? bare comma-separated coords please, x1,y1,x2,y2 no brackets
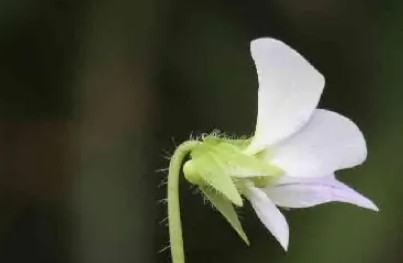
0,0,401,262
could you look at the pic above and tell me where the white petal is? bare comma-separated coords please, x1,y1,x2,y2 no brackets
270,109,367,178
246,38,325,154
246,186,289,250
265,175,379,211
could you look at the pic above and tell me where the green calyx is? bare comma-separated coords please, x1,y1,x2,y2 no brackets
166,136,283,263
181,135,283,244
184,136,282,198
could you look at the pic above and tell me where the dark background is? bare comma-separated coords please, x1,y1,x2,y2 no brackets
0,0,402,262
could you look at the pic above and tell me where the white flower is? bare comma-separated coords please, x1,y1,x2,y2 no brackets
243,38,378,250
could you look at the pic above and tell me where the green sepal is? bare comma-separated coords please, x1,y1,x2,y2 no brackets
192,136,281,177
185,136,283,207
200,185,250,245
210,139,283,178
188,150,244,206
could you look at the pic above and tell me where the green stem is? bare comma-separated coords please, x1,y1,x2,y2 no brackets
167,140,199,263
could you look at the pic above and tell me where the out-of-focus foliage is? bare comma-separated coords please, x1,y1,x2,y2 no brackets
0,0,401,263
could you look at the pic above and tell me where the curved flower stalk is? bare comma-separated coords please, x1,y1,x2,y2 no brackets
166,38,378,263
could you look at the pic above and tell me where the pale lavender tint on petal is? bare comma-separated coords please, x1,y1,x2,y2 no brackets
265,175,379,211
246,186,290,250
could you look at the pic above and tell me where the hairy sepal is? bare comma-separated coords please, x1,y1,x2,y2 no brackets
200,185,250,245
